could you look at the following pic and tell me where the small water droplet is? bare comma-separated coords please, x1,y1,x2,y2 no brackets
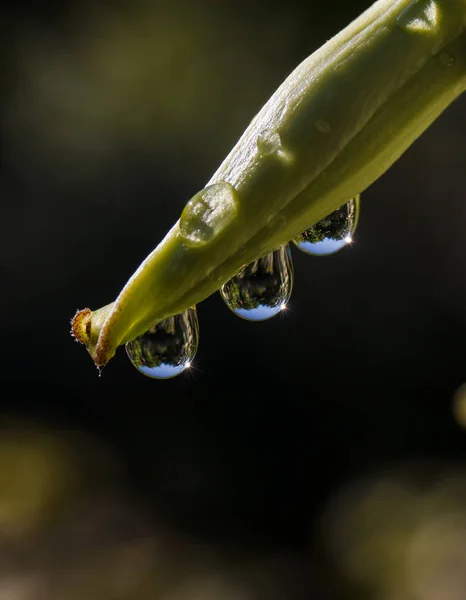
257,129,282,155
179,182,237,246
438,52,455,67
315,119,331,134
257,129,293,163
397,0,440,34
126,307,199,379
293,195,360,256
220,245,294,321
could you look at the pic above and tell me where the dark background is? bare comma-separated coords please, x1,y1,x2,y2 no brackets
2,0,466,596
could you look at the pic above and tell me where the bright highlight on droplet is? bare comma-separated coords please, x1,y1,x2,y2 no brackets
293,195,360,256
125,308,199,379
220,245,294,321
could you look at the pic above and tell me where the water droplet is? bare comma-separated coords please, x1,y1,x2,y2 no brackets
315,119,331,134
220,245,294,321
293,195,360,256
126,308,199,379
438,52,455,67
256,129,293,163
257,129,282,155
397,0,440,34
179,182,237,246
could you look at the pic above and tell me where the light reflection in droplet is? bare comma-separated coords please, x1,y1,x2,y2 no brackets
293,195,360,257
220,245,294,321
125,307,199,379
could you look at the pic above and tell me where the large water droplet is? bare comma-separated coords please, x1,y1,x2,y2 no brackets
179,182,237,246
125,308,199,379
220,245,294,321
293,195,360,256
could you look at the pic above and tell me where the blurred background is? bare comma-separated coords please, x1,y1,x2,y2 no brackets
2,0,466,598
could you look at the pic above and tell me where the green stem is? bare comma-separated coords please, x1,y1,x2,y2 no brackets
72,0,466,367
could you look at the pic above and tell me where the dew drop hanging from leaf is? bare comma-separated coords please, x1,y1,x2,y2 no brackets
293,195,360,256
220,245,294,321
125,307,199,379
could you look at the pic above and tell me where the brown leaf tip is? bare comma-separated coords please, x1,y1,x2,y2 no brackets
71,308,92,346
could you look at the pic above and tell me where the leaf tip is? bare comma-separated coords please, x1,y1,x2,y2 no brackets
70,308,92,346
